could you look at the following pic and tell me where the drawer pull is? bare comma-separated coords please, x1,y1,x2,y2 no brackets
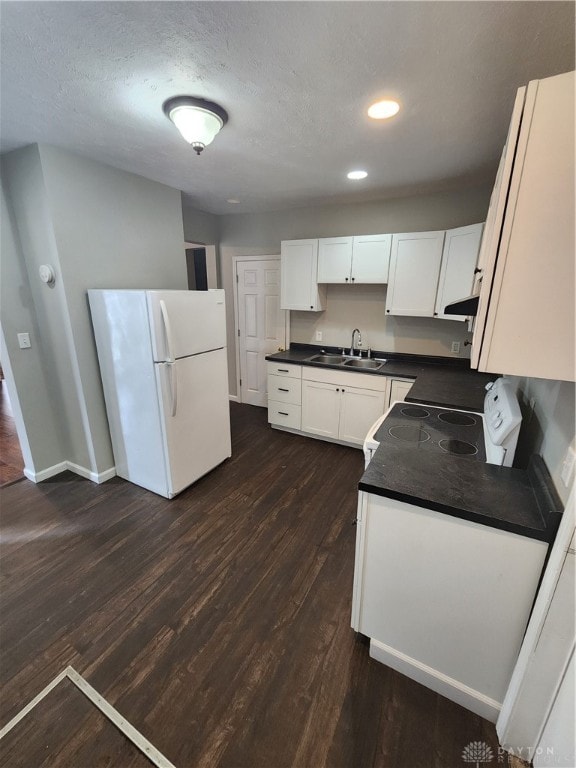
278,368,289,372
278,387,289,392
279,411,289,416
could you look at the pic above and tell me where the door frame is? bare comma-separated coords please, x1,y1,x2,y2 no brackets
232,255,289,404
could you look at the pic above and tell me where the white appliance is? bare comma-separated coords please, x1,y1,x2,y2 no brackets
88,289,231,499
363,376,522,469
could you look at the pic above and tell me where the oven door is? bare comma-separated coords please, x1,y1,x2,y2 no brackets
363,402,396,468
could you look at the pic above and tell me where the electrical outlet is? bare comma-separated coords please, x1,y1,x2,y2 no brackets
17,332,31,349
560,446,575,488
451,341,460,354
315,330,323,342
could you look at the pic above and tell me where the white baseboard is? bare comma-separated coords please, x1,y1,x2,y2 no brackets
24,462,68,483
24,462,116,485
228,394,240,402
369,638,501,723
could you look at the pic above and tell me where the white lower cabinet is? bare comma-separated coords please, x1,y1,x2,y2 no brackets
267,361,388,447
388,378,414,406
352,491,549,722
267,363,302,429
301,367,388,447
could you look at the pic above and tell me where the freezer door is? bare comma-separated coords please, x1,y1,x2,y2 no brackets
147,289,226,361
156,347,231,497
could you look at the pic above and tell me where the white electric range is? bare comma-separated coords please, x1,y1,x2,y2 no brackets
363,376,522,469
352,376,553,723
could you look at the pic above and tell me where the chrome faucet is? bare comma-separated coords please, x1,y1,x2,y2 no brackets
350,328,362,356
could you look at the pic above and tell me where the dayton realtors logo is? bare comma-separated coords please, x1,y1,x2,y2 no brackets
462,741,494,767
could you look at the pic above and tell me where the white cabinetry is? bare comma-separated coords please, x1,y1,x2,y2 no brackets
387,231,445,317
434,223,484,320
388,378,414,406
352,492,549,722
266,362,302,430
301,367,388,447
317,234,392,284
280,239,326,311
472,70,575,382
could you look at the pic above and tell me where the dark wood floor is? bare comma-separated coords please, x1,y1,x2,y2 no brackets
0,381,25,487
0,403,501,767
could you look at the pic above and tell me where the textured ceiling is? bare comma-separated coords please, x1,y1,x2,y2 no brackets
1,1,574,214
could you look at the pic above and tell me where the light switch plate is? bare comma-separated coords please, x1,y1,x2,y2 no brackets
17,332,31,349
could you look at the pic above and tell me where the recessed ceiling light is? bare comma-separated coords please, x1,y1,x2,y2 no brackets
367,99,400,119
227,198,240,204
347,170,368,180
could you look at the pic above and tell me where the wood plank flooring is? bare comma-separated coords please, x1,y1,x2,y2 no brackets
0,381,25,488
0,403,502,767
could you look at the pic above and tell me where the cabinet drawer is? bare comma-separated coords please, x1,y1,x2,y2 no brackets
268,374,302,405
268,401,301,430
267,361,302,379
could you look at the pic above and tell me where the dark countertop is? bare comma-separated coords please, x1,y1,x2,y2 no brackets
266,344,496,412
359,448,562,543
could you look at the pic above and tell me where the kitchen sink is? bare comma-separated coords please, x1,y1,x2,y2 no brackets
343,358,384,370
306,354,348,364
305,353,386,370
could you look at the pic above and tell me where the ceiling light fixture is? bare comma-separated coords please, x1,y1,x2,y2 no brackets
227,198,240,204
347,170,368,180
163,96,228,155
367,99,400,119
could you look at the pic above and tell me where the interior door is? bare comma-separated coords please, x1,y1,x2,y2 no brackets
237,259,286,407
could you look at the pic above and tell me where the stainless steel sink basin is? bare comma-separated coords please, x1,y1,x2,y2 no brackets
306,354,348,364
343,358,384,370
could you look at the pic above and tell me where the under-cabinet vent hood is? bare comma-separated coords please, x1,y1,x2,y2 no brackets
443,294,479,316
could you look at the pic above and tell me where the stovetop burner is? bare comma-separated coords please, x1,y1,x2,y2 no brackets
389,425,431,443
400,406,430,419
373,402,486,462
438,438,478,456
438,411,477,426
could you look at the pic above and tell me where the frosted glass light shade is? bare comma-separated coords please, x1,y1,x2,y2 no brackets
163,96,228,154
169,106,223,147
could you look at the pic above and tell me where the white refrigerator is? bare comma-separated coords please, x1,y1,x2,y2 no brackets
88,289,231,498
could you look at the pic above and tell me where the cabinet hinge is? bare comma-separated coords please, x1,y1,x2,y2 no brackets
238,329,240,337
240,378,242,386
236,274,239,283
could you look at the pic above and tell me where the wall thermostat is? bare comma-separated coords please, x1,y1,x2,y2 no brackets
39,264,56,285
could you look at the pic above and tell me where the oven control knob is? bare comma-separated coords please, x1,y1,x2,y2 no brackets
493,418,503,428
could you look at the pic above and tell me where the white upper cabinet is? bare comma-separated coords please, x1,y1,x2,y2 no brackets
473,71,575,382
434,223,484,320
317,237,354,283
351,234,392,283
387,231,445,317
280,239,326,311
317,234,392,284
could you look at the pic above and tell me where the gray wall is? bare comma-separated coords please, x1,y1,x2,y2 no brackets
182,198,219,245
513,377,576,505
219,184,492,395
2,144,187,478
1,169,67,473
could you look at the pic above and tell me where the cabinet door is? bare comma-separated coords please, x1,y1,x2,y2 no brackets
301,380,340,438
280,240,326,311
435,223,484,320
339,386,386,445
479,71,575,382
317,237,353,283
387,232,445,316
389,379,414,406
351,234,392,283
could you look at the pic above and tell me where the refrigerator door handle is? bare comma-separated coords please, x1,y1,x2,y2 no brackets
167,361,178,417
159,299,176,363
